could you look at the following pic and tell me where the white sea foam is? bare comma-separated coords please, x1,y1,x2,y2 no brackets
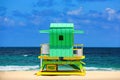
0,66,118,71
23,54,28,57
86,67,115,71
0,65,39,71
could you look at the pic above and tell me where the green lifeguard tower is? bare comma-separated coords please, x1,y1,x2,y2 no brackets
36,23,86,76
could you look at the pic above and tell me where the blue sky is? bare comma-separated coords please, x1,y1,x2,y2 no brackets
0,0,120,47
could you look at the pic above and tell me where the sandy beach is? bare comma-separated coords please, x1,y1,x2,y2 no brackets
0,71,120,80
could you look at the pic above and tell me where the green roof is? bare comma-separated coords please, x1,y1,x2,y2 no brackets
39,23,84,34
50,23,74,28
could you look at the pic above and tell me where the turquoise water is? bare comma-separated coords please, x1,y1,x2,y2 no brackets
0,47,120,71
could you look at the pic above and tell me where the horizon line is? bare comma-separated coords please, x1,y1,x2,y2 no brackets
0,46,120,48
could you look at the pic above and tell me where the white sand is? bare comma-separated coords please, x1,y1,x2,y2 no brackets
0,71,120,80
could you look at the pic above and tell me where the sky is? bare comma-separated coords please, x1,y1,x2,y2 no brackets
0,0,120,47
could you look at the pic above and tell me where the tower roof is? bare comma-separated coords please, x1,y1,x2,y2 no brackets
50,23,74,29
40,23,84,34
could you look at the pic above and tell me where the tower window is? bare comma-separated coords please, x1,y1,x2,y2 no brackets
59,35,63,40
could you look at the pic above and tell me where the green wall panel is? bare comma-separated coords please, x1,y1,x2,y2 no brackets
49,23,74,57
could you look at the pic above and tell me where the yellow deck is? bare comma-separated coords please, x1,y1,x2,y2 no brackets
36,70,86,76
38,56,85,60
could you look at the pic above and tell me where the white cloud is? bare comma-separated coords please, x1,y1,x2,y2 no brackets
0,17,27,27
3,17,15,26
4,17,9,22
114,26,120,32
18,22,26,26
117,15,120,19
30,15,41,25
53,18,62,22
67,7,82,15
102,25,110,29
106,8,116,14
105,8,116,21
81,20,91,24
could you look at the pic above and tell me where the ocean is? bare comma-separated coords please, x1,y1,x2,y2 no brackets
0,47,120,71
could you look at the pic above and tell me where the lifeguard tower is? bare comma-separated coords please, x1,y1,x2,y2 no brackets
36,23,86,76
